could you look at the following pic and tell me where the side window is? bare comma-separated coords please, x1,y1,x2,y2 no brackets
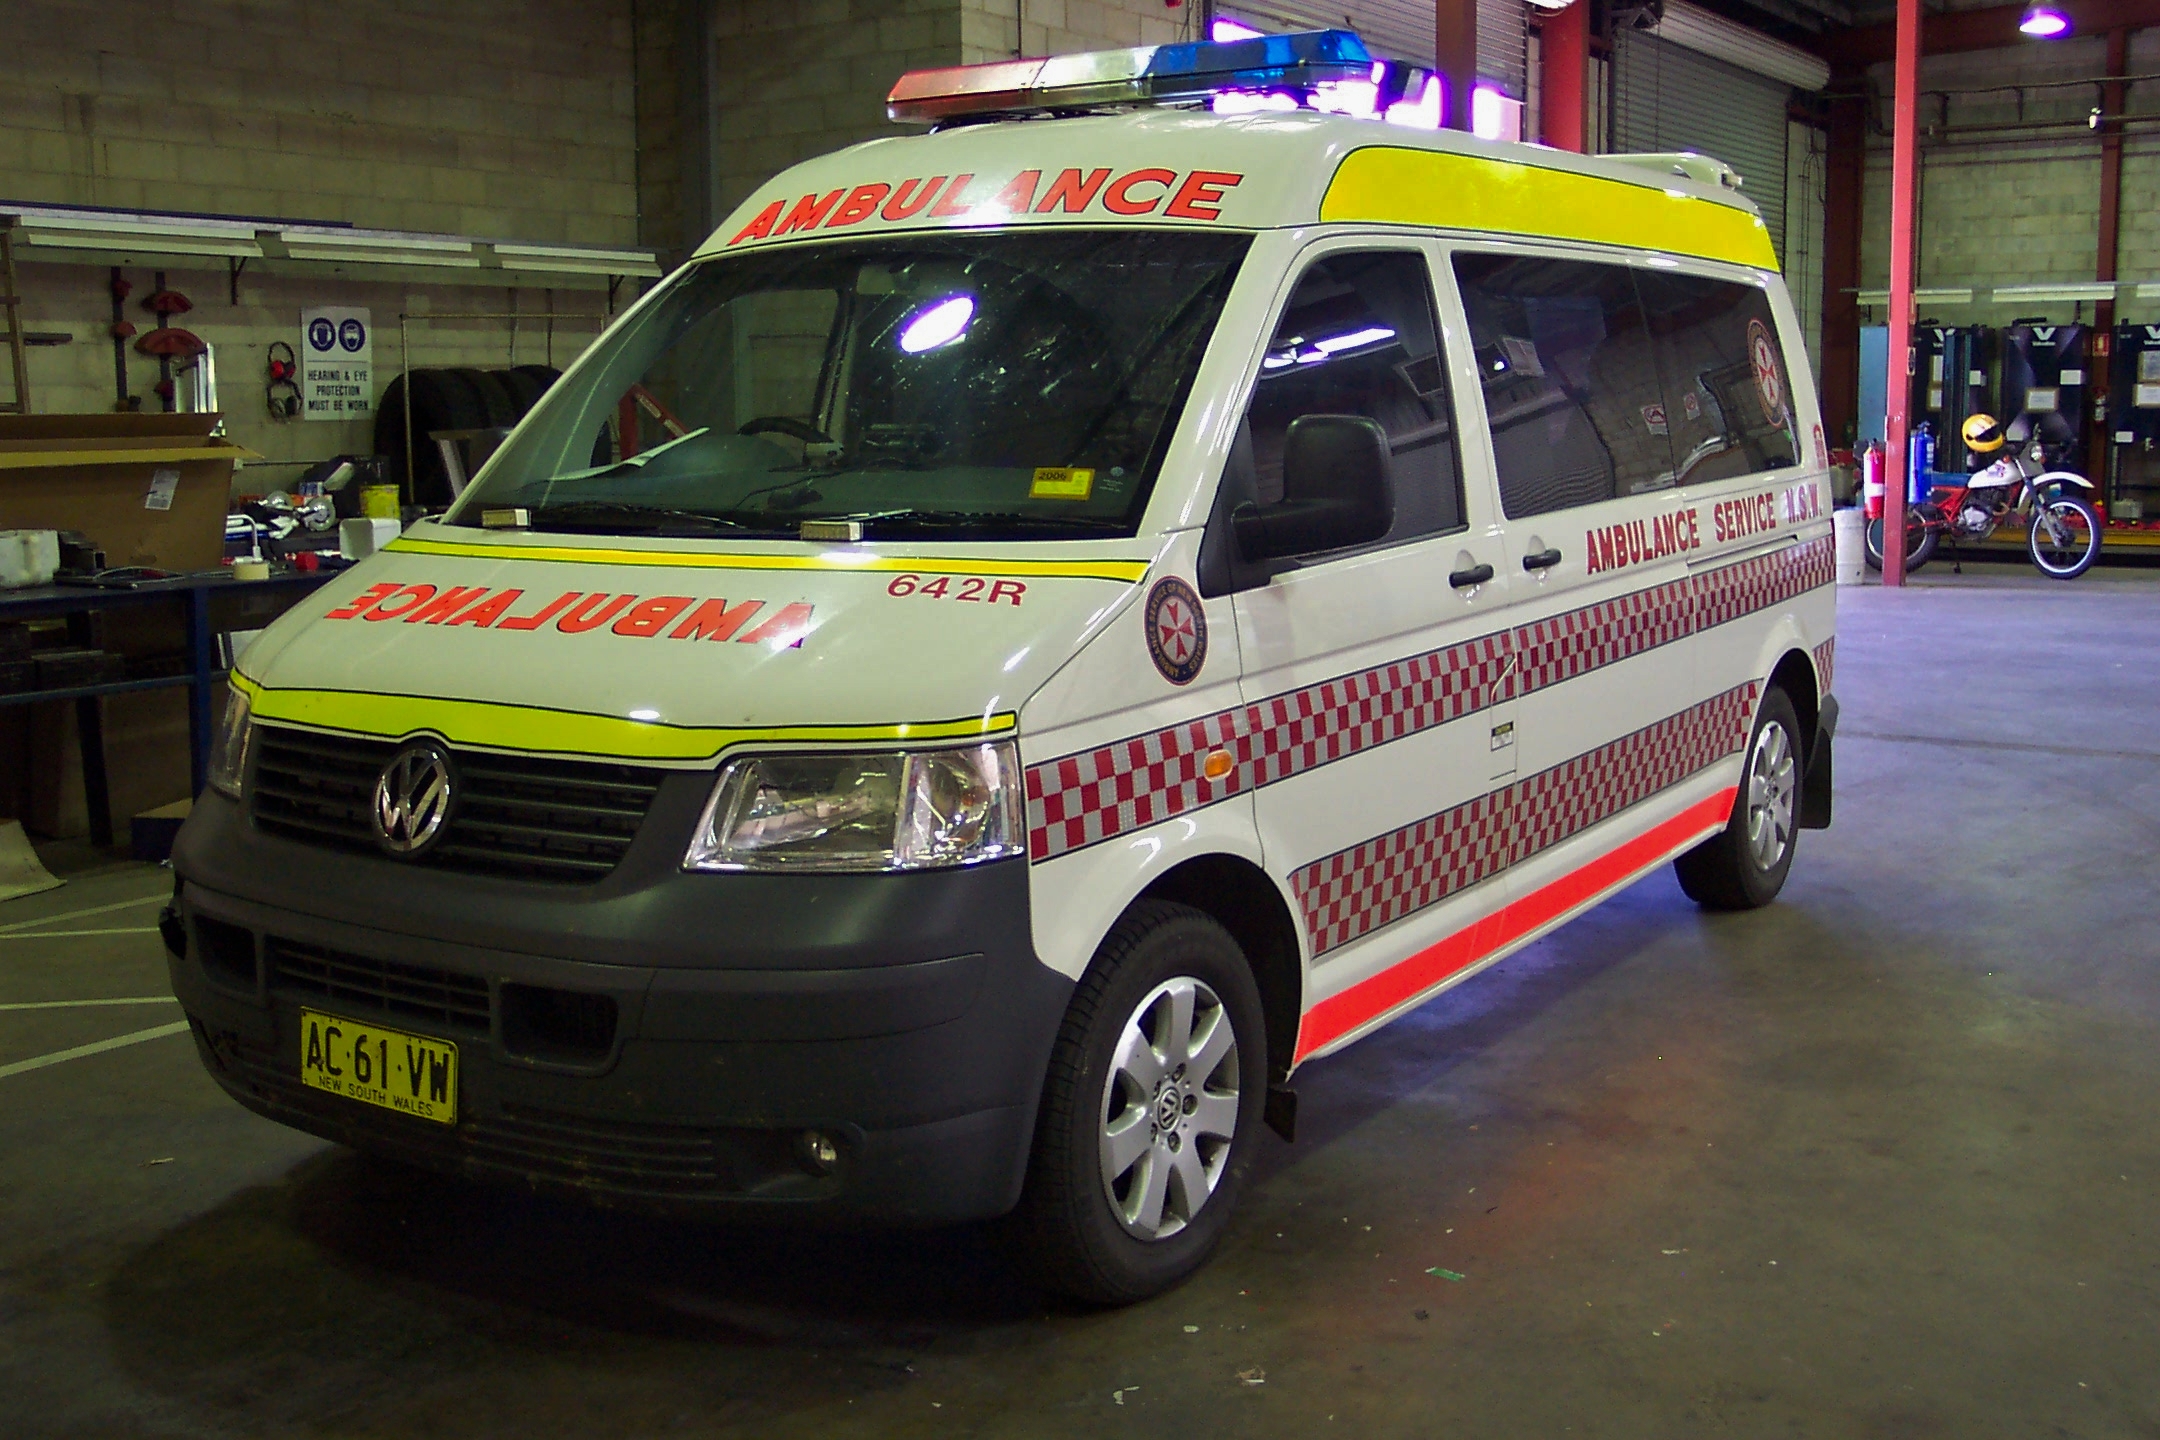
1633,271,1800,484
1238,249,1464,546
1452,253,1670,519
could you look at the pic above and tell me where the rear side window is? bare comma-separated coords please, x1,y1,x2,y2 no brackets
1239,249,1465,544
1452,254,1669,519
1634,270,1799,483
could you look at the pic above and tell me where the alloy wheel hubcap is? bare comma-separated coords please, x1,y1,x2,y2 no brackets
1746,719,1796,871
1099,976,1241,1240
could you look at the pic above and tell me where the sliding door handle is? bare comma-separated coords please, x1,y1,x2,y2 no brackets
1522,547,1562,571
1448,561,1495,589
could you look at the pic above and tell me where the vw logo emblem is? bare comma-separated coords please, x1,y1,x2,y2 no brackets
371,742,454,857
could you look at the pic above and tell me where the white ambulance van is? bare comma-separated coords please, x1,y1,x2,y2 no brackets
169,30,1835,1302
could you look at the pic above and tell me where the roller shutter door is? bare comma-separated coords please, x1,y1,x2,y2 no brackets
1613,27,1790,264
1223,0,1531,97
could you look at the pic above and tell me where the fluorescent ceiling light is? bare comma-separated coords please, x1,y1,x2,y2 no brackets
277,229,479,266
492,243,662,277
1991,282,2115,302
10,212,262,258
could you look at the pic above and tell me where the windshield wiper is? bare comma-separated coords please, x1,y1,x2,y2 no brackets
544,427,713,483
522,501,783,536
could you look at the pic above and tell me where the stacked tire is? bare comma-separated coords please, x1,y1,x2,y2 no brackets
374,364,578,508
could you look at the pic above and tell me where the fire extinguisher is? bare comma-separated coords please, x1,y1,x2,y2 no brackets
1862,441,1886,520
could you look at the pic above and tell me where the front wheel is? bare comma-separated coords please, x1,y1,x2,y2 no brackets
1864,511,1937,574
1675,688,1802,911
2028,494,2101,578
1015,900,1266,1305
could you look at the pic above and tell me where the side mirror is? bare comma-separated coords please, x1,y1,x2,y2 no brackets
1233,413,1394,562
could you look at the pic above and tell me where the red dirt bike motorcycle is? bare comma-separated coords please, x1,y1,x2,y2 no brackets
1866,422,2103,579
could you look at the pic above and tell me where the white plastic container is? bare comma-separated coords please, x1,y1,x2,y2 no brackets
1833,506,1867,586
338,516,402,561
0,529,57,589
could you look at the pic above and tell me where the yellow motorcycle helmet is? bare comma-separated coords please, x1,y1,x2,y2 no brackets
1962,412,2006,455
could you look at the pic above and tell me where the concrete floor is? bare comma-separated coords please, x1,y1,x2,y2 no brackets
5,563,2158,1439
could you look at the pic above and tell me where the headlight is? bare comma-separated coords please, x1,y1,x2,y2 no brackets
685,740,1025,872
207,687,254,799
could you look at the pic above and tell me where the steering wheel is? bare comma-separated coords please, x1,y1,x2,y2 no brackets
738,416,832,445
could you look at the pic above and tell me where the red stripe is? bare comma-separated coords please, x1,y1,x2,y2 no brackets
1292,787,1739,1062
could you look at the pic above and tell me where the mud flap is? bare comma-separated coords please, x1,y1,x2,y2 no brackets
1799,694,1837,830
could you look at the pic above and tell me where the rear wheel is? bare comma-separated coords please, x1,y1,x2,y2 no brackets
1675,688,1802,911
1016,901,1264,1305
2028,494,2101,578
1864,511,1936,574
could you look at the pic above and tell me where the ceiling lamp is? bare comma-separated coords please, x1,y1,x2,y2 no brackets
2019,6,2071,37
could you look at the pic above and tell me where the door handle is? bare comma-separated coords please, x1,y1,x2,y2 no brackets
1449,561,1494,589
1522,547,1562,571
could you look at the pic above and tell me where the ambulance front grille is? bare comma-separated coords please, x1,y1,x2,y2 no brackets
248,727,663,883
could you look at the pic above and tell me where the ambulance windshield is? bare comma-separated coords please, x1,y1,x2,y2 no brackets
452,230,1250,539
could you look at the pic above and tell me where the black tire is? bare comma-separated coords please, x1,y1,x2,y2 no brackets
451,366,520,427
1015,900,1267,1305
1863,511,1936,574
373,368,487,507
2027,493,2101,579
508,365,609,465
1675,687,1803,911
492,366,547,418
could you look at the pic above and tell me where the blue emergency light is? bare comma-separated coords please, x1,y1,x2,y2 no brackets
887,29,1379,123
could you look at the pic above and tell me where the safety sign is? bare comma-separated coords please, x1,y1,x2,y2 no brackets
300,306,373,421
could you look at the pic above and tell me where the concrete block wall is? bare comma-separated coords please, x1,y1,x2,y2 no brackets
703,0,1205,233
0,0,638,244
958,0,1201,64
1858,31,2160,328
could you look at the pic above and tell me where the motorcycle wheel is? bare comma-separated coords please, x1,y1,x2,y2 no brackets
1864,512,1937,574
2028,494,2101,579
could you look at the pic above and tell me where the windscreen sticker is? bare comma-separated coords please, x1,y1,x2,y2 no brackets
1748,319,1787,427
323,583,814,648
728,167,1245,245
1144,576,1206,686
1029,466,1094,500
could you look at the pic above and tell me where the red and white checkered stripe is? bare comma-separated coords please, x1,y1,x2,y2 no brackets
1515,574,1694,697
1026,536,1832,863
1293,683,1758,956
1695,536,1835,633
1812,636,1835,696
1025,632,1511,862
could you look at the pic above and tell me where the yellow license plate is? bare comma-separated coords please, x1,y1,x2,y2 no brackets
298,1008,459,1125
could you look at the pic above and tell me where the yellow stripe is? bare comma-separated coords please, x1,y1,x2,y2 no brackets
385,535,1151,584
229,673,1015,762
1321,148,1780,273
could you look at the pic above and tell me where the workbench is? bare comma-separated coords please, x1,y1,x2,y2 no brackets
0,571,335,846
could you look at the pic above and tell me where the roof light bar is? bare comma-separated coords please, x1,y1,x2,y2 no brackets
887,29,1375,123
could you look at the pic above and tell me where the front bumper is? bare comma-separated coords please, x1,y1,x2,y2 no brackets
169,788,1072,1224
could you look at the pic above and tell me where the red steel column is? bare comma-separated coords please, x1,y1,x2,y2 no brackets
1883,0,1922,587
1437,0,1479,133
1539,1,1590,152
2093,26,2127,487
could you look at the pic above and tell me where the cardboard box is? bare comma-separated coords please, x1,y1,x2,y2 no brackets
0,414,256,572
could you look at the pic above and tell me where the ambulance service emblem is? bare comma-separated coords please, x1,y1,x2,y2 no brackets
1144,576,1206,686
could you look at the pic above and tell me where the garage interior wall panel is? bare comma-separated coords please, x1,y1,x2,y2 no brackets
0,0,636,245
1222,0,1531,96
1787,120,1828,382
1613,28,1790,266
